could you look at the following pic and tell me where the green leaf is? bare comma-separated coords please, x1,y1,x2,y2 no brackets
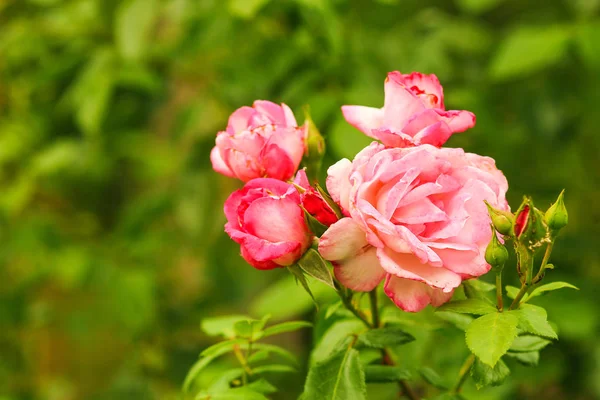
288,264,317,305
247,350,270,364
260,321,312,339
202,315,251,338
250,343,299,366
200,338,245,357
419,367,449,390
311,320,366,364
462,280,494,301
505,285,521,300
207,368,244,392
247,379,277,394
228,0,271,19
296,249,335,289
252,364,297,374
199,387,269,400
505,350,539,366
115,0,158,60
436,299,497,315
184,342,245,392
467,279,496,292
303,207,329,237
509,335,552,353
436,311,474,331
315,184,343,219
364,365,412,383
510,304,557,339
302,338,367,400
470,357,510,389
234,316,270,341
489,25,572,81
356,327,415,349
466,312,519,367
325,301,343,319
527,282,579,300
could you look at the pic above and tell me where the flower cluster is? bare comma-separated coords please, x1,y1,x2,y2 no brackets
211,71,509,312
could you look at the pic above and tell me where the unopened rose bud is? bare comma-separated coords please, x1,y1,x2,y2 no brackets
514,200,530,238
545,189,568,232
485,227,508,271
484,200,514,236
303,107,326,183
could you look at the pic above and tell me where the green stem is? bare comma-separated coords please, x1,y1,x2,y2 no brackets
453,354,475,393
509,282,529,310
234,344,253,385
369,289,380,328
335,281,372,328
533,241,554,283
495,272,503,311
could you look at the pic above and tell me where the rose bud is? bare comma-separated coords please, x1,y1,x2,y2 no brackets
293,169,340,227
341,71,476,148
211,100,307,182
545,189,568,232
485,228,508,271
485,200,514,236
224,178,312,270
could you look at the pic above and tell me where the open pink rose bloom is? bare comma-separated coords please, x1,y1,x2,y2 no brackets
211,100,307,182
342,71,475,148
318,142,509,312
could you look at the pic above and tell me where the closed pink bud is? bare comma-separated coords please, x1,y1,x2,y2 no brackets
211,101,307,182
293,170,339,227
341,71,475,148
224,178,312,270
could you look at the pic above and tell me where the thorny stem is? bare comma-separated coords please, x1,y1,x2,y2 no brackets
496,272,503,311
233,344,253,385
334,281,372,328
369,289,380,328
369,287,419,400
510,241,555,310
453,354,476,393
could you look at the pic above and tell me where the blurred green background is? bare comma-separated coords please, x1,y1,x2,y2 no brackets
1,0,599,399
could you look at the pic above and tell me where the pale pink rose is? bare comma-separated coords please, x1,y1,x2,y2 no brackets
318,142,509,312
211,100,307,182
224,178,312,270
342,71,476,148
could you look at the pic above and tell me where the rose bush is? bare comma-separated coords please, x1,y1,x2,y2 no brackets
318,142,509,311
224,178,312,269
211,100,307,182
342,71,476,148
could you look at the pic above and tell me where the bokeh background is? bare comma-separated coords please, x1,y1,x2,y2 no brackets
1,0,599,399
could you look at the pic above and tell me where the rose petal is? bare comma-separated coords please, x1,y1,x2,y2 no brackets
333,246,385,291
244,197,308,245
210,146,235,178
319,218,368,261
341,105,385,136
384,274,454,312
326,159,353,213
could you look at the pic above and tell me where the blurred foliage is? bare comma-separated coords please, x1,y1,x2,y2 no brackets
0,0,598,399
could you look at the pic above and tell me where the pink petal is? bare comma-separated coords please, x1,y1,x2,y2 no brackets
377,248,461,292
392,198,447,225
243,197,308,246
400,72,445,108
260,145,296,181
240,234,302,265
319,218,368,261
370,128,416,148
334,246,385,291
383,72,426,129
227,106,256,134
240,246,280,270
210,146,235,178
341,105,385,136
384,274,454,312
412,121,454,147
252,100,297,127
222,148,263,182
437,109,476,132
433,246,489,278
326,159,353,214
262,126,305,170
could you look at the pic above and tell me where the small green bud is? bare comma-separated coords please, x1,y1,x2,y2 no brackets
303,107,326,183
545,189,568,232
484,201,514,236
485,227,509,271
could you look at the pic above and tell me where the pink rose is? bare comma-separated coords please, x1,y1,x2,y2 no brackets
293,169,340,227
342,71,476,148
318,142,509,312
224,178,312,270
211,100,307,182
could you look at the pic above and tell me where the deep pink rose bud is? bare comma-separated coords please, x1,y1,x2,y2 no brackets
342,71,476,148
224,178,312,270
514,204,530,238
293,170,339,227
211,100,307,182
